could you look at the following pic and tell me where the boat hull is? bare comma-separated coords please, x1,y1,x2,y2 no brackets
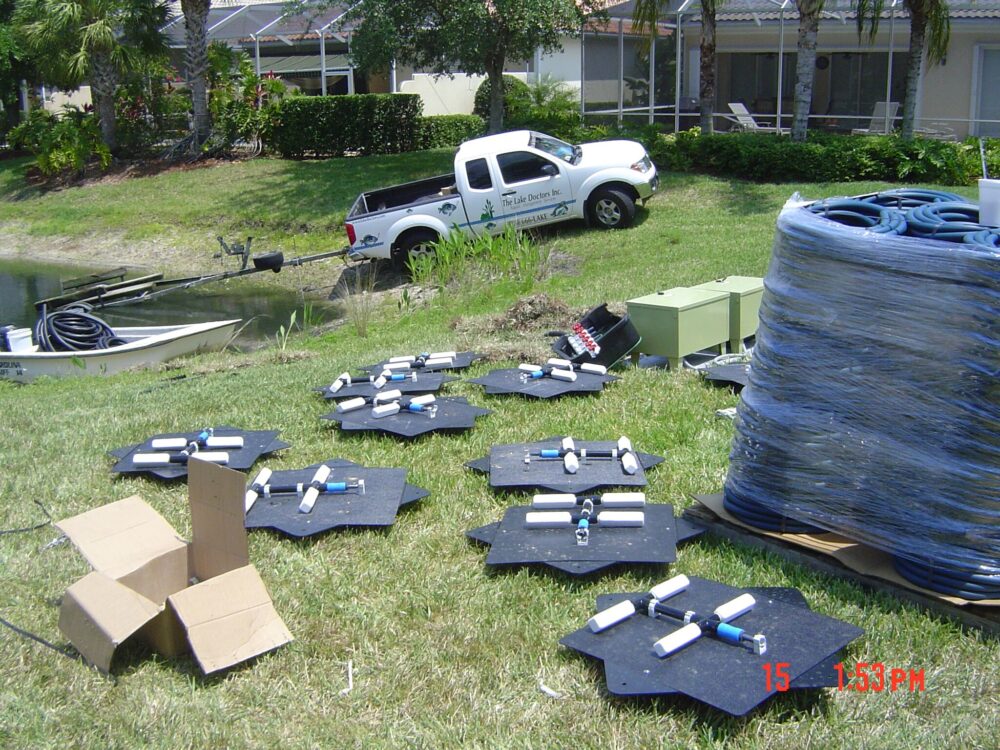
0,320,239,383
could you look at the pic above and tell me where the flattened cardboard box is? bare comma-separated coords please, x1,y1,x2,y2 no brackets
57,460,292,673
694,493,1000,608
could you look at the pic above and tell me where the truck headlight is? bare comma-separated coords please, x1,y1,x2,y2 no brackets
630,155,653,173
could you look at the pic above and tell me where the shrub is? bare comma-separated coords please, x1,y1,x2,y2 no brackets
115,74,191,156
473,75,531,125
418,114,485,149
265,94,423,158
9,108,111,176
508,75,582,137
641,129,993,186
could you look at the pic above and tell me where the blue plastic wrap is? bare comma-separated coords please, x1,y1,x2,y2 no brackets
724,191,1000,598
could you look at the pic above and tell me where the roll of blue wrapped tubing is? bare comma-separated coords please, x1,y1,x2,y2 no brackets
723,189,999,599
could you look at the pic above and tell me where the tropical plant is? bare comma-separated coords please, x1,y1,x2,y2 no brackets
854,0,950,140
346,0,602,134
15,0,169,151
791,0,825,142
9,106,111,174
633,0,722,132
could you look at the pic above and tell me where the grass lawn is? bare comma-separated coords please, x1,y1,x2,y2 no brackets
0,154,995,749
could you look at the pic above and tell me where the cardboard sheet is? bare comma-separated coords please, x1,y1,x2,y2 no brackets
694,493,1000,607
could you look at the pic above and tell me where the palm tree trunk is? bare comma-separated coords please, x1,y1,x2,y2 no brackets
181,0,212,144
486,59,505,134
791,1,821,142
699,5,717,133
900,7,926,140
90,50,118,152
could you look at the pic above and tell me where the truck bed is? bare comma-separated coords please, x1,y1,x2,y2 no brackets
349,173,458,218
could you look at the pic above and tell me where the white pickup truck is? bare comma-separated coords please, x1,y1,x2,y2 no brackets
344,130,658,263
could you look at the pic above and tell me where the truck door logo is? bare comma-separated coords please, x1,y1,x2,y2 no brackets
439,202,457,216
480,200,495,221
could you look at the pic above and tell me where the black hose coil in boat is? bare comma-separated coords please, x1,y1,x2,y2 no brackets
34,307,126,352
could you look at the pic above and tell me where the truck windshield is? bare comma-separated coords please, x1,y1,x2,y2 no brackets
530,133,578,164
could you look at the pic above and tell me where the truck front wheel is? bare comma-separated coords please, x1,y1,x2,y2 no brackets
588,188,636,230
392,229,439,270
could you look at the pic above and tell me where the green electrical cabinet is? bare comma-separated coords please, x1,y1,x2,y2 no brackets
626,287,731,369
692,276,765,352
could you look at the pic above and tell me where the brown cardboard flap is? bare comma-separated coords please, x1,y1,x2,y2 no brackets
167,566,292,674
188,460,250,581
58,571,162,672
56,496,187,582
694,493,1000,607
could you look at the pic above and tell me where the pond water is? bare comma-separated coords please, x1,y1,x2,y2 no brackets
0,258,339,344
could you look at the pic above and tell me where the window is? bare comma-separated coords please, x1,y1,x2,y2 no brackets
465,158,493,190
497,151,557,185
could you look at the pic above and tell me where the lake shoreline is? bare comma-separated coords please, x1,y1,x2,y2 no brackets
0,225,349,301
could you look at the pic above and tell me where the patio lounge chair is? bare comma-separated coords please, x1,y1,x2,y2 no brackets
727,102,789,134
851,101,899,135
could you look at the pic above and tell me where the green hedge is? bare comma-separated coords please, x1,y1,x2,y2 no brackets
418,114,485,149
265,94,423,158
644,129,999,186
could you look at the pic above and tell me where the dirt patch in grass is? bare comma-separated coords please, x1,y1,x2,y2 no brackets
450,294,580,364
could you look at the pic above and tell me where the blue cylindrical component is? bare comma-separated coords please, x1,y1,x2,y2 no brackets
577,518,590,529
714,622,744,645
406,403,427,413
197,430,211,443
389,373,406,381
540,449,560,458
529,370,544,379
323,482,348,493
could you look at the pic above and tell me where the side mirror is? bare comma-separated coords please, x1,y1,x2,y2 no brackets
541,163,558,177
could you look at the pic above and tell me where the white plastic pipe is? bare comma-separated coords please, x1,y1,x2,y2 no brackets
714,593,756,622
525,511,573,528
373,389,402,404
373,402,401,418
409,394,436,406
244,467,272,512
562,436,575,452
423,356,453,368
518,363,542,372
151,436,244,450
298,464,331,513
430,351,457,359
532,493,581,508
648,574,690,601
389,355,416,363
551,369,576,382
600,492,646,507
563,452,580,474
596,511,644,527
547,358,572,368
620,452,638,475
337,397,367,413
133,451,229,466
588,599,637,632
653,622,702,657
579,363,607,375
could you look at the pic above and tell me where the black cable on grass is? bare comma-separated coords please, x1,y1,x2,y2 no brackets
0,614,78,660
0,500,52,536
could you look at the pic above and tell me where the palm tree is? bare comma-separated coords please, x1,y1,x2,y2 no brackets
791,0,824,142
854,0,950,139
180,0,211,144
634,0,723,133
17,0,168,151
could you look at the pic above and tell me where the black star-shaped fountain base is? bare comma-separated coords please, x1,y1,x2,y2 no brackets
316,372,458,401
466,437,664,494
244,459,428,538
560,576,863,716
468,368,619,399
465,503,708,576
361,351,480,374
109,426,288,481
322,397,490,438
